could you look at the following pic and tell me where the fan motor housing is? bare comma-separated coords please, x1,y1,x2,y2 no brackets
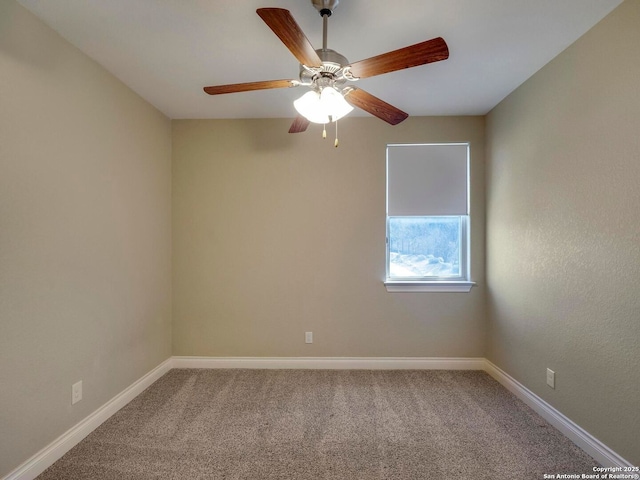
299,49,350,88
317,48,348,66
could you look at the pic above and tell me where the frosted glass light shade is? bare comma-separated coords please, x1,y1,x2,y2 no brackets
320,87,353,121
294,87,354,124
294,91,329,124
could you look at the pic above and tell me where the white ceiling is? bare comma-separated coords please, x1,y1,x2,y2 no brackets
17,0,622,119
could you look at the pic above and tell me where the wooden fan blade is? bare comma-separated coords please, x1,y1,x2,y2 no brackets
257,8,322,67
348,37,449,79
203,79,295,95
289,115,310,133
345,88,408,125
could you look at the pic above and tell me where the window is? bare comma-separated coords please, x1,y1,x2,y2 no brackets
385,144,474,292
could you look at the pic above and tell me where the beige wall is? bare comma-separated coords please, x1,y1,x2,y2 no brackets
486,0,640,465
7,0,637,471
0,2,172,476
172,116,485,358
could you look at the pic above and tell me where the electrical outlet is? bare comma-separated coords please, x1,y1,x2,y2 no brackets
72,380,83,405
305,331,313,344
546,369,555,389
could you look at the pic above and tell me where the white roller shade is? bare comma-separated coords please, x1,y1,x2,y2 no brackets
387,144,469,216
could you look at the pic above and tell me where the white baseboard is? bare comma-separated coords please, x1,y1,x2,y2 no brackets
5,356,632,480
3,359,173,480
483,360,633,469
171,356,486,370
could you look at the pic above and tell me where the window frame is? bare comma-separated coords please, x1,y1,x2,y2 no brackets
384,143,475,293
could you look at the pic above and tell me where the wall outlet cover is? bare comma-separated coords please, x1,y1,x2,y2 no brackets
546,368,555,389
72,380,83,404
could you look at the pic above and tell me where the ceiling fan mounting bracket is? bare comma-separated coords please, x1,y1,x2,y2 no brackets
311,0,339,16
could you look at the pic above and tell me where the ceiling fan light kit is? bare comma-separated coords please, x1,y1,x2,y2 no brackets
203,0,449,146
293,87,353,124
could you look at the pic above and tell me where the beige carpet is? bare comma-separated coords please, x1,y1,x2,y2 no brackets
37,369,597,479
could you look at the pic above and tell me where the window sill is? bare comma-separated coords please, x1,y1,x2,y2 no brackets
384,281,476,293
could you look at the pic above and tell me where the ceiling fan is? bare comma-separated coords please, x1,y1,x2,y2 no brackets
203,0,449,144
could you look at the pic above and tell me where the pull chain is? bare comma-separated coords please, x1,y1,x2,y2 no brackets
322,123,327,139
334,119,339,147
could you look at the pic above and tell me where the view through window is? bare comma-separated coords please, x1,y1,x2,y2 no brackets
388,216,461,278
